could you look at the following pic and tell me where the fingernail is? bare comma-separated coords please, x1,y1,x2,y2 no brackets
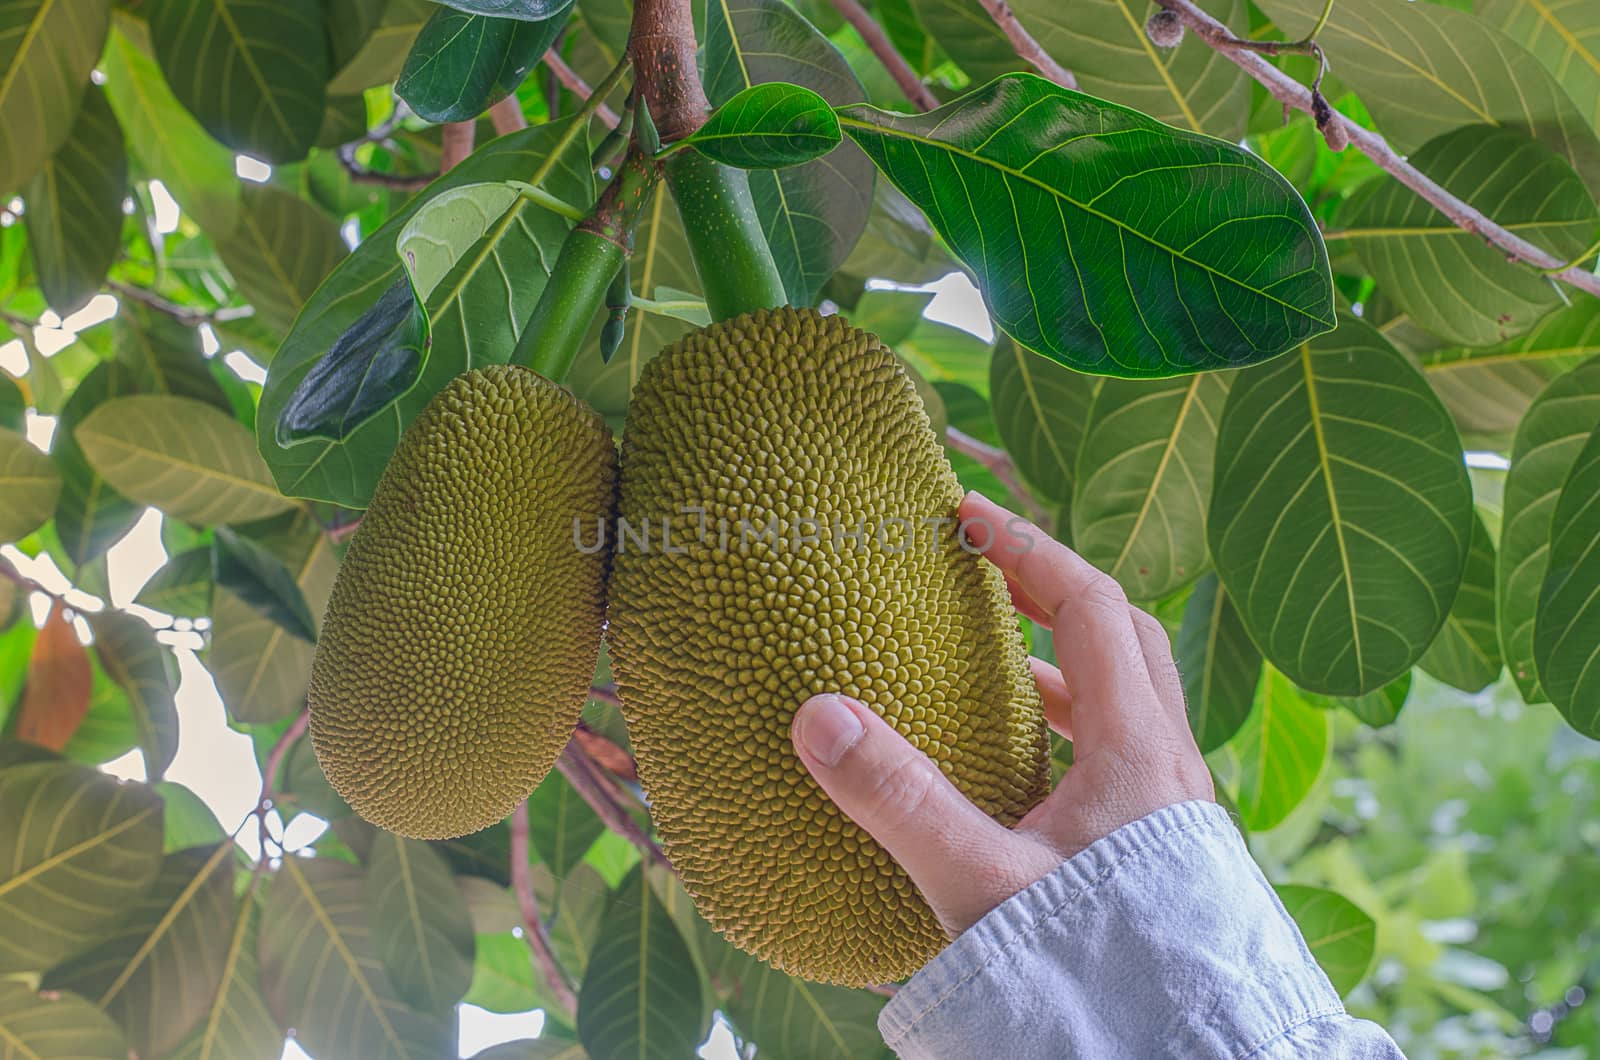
794,695,865,767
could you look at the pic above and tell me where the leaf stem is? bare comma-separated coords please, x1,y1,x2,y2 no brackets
489,95,529,135
823,0,942,111
440,121,476,171
510,801,579,1017
976,0,1078,91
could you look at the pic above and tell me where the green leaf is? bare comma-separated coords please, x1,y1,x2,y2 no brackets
134,546,214,617
1209,667,1329,831
147,0,329,163
577,866,704,1060
1497,354,1600,702
209,512,337,724
88,610,179,780
102,21,239,232
1342,126,1598,348
1177,572,1262,753
0,762,164,973
548,863,608,978
1417,512,1501,694
0,427,60,543
837,183,954,286
1208,319,1474,695
1478,0,1600,135
165,897,282,1060
435,0,575,18
0,980,128,1058
0,371,23,432
366,833,477,1013
76,395,295,525
325,0,389,70
115,302,232,411
680,83,841,170
1009,0,1250,139
1274,885,1377,996
527,771,605,878
987,334,1097,505
463,931,542,1014
217,184,350,336
22,86,126,314
259,116,594,506
153,780,227,851
260,857,452,1058
0,0,110,199
839,74,1335,378
908,0,1019,85
1072,372,1226,600
397,6,569,123
53,363,155,566
723,958,889,1060
1534,421,1600,735
704,0,875,307
213,527,319,643
329,0,434,94
1322,671,1411,728
43,843,236,1059
1418,299,1600,450
475,1042,589,1060
1254,0,1600,198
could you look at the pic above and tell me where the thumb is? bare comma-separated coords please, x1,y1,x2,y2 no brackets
791,694,1057,937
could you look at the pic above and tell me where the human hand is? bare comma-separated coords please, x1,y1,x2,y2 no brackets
790,492,1214,939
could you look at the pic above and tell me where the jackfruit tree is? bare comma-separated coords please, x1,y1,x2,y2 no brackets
0,0,1597,1055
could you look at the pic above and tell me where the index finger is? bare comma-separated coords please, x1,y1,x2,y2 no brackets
959,492,1165,751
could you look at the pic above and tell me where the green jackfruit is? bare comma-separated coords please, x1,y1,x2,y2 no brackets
308,366,616,840
609,307,1049,986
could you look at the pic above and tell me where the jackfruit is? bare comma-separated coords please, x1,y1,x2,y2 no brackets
609,306,1049,986
308,365,616,840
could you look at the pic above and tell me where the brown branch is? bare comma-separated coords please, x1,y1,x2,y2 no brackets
546,50,620,129
334,147,436,191
510,801,579,1017
558,745,673,872
109,280,255,327
255,710,309,853
573,718,639,782
824,0,941,112
627,0,708,143
440,121,476,171
977,0,1078,91
944,426,1052,529
1153,0,1600,300
489,95,529,136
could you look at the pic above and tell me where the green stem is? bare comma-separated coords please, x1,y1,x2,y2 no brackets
665,150,788,321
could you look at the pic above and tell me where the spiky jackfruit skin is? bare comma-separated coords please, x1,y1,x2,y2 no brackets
610,307,1049,986
308,366,616,840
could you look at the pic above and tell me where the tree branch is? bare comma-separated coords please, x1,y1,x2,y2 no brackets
824,0,941,112
943,426,1053,529
627,0,709,143
546,50,620,129
109,279,256,327
1153,0,1600,300
977,0,1078,91
510,801,579,1017
573,717,639,782
489,95,529,135
558,745,673,872
335,146,436,191
440,121,476,171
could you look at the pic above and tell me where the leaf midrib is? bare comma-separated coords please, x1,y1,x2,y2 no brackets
1300,346,1363,683
0,803,157,900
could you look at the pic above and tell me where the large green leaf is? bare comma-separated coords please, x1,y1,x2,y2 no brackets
397,6,568,123
1177,572,1262,754
217,184,350,336
1342,126,1599,348
259,116,594,506
1011,0,1250,139
837,183,954,286
329,0,434,94
0,426,60,543
22,86,125,314
723,955,889,1059
0,762,164,973
1072,372,1226,600
435,0,573,18
115,302,232,411
134,546,213,617
366,833,476,1014
209,512,337,723
1255,0,1600,198
0,980,128,1058
577,866,704,1060
527,771,605,878
1417,512,1502,694
0,0,109,199
1497,354,1600,702
147,0,328,163
1274,885,1377,996
463,931,543,1014
43,843,236,1059
213,526,319,643
88,610,179,780
165,898,282,1060
1208,318,1474,695
1308,672,1412,729
1418,299,1600,450
260,857,451,1058
681,83,842,170
907,0,1018,86
1467,0,1600,137
75,395,295,525
704,0,874,306
1209,667,1329,831
838,74,1335,378
1534,421,1600,736
987,335,1097,506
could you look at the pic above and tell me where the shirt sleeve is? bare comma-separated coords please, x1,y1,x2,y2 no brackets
877,800,1405,1059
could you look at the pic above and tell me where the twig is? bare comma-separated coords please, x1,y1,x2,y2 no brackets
573,718,639,782
546,50,620,129
1153,0,1600,300
824,0,941,111
976,0,1078,91
440,121,476,171
943,426,1053,528
255,710,309,854
109,280,255,327
489,95,529,136
336,148,436,190
587,683,621,707
510,801,579,1017
558,745,673,872
864,983,900,997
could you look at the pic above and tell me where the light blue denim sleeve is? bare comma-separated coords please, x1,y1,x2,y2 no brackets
877,801,1405,1059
